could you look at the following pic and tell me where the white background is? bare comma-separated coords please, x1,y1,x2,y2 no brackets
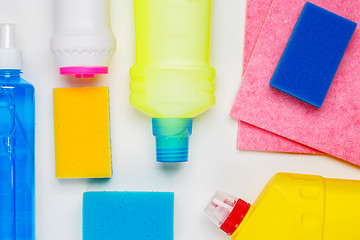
2,0,360,239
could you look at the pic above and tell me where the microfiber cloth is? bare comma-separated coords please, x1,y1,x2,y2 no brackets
242,0,274,75
231,0,360,165
269,2,356,108
83,192,174,240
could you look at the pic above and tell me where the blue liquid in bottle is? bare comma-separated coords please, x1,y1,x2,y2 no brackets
0,24,35,240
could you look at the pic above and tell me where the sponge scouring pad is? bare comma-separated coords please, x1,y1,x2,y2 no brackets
53,86,112,179
83,192,174,240
269,2,357,108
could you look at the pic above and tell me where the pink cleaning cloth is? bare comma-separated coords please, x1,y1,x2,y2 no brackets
238,0,320,154
232,0,359,165
238,121,321,154
242,0,274,74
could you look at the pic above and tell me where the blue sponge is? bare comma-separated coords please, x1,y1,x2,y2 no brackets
269,2,357,108
83,192,174,240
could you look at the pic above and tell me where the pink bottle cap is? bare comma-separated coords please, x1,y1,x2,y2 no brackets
59,66,108,78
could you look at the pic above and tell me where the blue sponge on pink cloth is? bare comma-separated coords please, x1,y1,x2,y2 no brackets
270,2,357,108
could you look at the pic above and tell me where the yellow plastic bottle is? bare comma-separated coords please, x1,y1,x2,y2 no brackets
205,173,360,240
130,0,215,162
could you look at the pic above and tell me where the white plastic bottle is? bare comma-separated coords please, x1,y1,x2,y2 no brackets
50,0,116,78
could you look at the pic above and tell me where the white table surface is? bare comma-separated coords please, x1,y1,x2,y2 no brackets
2,0,360,239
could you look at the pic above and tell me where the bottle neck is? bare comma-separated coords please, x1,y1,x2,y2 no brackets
152,118,193,162
0,69,21,78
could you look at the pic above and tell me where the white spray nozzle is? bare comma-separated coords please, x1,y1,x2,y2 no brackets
0,23,22,70
0,24,17,49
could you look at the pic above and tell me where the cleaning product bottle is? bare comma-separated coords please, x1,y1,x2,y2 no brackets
50,0,116,78
130,0,215,162
0,23,35,240
205,172,360,240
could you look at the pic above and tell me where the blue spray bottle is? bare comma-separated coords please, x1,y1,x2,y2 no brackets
0,24,35,240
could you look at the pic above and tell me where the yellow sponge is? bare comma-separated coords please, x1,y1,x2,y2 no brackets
53,86,112,179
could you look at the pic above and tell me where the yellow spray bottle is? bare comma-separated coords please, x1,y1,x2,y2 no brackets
205,173,360,240
130,0,215,162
